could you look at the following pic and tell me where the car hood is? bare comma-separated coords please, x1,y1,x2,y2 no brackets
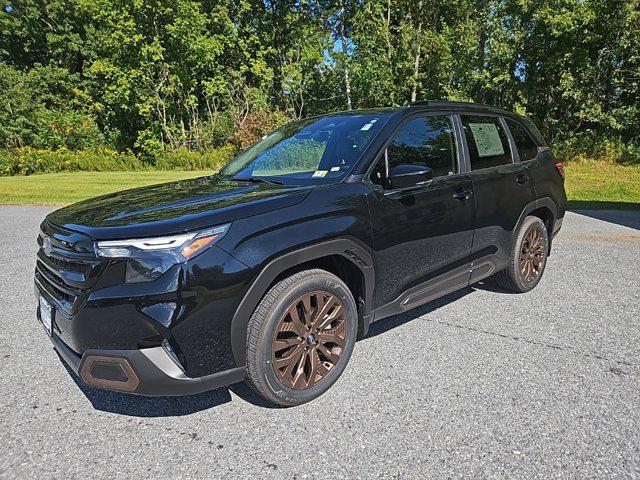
45,176,315,240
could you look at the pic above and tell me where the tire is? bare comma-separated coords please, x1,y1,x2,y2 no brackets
494,215,549,293
245,269,358,406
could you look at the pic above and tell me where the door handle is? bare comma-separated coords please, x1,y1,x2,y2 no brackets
452,190,472,201
515,174,529,184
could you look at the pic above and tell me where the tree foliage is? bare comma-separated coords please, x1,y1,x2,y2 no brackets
0,0,638,161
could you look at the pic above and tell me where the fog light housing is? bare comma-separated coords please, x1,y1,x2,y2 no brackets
80,355,140,392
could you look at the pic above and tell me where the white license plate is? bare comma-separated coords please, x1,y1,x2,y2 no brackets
39,296,53,336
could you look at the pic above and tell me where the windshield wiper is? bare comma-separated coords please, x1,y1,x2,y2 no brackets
230,176,283,185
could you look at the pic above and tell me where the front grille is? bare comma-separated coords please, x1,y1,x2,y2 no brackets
37,260,70,290
35,222,105,315
45,254,91,275
35,267,76,308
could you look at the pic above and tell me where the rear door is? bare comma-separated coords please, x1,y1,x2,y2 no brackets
458,114,536,280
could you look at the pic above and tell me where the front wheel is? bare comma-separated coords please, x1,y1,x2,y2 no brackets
245,269,358,406
494,215,549,293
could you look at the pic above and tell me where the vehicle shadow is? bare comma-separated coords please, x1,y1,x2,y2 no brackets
363,286,477,339
60,283,493,416
59,359,234,417
568,204,640,230
567,200,640,212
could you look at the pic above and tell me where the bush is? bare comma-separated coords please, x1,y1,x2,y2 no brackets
34,109,105,151
0,147,143,176
553,136,640,165
0,146,234,176
200,112,236,150
0,63,103,150
154,146,233,171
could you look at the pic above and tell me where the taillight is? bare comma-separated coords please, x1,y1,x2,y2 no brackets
555,162,565,178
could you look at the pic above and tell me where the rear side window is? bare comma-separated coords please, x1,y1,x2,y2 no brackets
506,119,538,161
386,115,457,178
521,118,547,146
461,115,513,170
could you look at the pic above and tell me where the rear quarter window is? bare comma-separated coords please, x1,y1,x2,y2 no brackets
506,119,539,162
521,118,547,147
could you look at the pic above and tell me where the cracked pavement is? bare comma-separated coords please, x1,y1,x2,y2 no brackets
1,206,639,479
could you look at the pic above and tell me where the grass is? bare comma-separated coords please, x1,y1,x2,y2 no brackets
0,160,638,209
564,160,640,210
0,170,209,205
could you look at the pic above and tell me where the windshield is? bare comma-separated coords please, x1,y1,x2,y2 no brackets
219,112,392,184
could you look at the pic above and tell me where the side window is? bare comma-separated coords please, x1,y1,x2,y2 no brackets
371,115,457,187
461,115,513,170
506,119,539,162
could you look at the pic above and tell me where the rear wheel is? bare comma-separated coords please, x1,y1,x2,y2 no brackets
245,269,357,406
494,216,549,293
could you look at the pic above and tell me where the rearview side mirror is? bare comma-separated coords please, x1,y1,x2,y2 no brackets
388,163,433,189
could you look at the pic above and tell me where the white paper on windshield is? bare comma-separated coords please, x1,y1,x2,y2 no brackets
312,170,327,178
469,123,504,157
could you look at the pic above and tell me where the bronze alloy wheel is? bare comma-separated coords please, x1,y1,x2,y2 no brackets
519,226,545,283
271,291,347,390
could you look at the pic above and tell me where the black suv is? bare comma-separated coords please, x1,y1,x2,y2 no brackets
35,101,566,406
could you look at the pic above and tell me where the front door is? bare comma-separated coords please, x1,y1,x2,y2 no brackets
366,114,475,317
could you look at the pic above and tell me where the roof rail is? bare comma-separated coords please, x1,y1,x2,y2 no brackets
409,100,432,106
409,99,492,107
408,99,513,114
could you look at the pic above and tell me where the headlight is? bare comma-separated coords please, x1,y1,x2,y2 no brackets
95,224,230,283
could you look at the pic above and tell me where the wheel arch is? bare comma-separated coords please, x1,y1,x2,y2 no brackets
229,239,375,367
512,197,557,254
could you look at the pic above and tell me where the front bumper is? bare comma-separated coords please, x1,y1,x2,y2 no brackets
48,330,245,396
35,221,254,378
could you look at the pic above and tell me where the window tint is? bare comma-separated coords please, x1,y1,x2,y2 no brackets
506,119,539,161
461,115,513,170
386,115,457,178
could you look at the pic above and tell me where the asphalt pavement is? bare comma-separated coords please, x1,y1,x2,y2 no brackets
1,206,639,479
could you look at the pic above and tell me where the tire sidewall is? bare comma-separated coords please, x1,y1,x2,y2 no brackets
256,273,358,406
512,216,548,292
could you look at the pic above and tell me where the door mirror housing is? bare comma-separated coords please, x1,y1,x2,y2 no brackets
388,163,433,189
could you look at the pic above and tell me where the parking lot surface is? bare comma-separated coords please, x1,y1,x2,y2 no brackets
1,206,639,479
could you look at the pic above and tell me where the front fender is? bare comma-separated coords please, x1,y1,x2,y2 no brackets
217,183,374,367
227,238,374,367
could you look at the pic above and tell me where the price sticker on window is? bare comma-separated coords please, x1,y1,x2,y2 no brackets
469,123,504,157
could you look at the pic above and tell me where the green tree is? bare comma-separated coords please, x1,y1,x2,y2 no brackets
0,0,637,162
